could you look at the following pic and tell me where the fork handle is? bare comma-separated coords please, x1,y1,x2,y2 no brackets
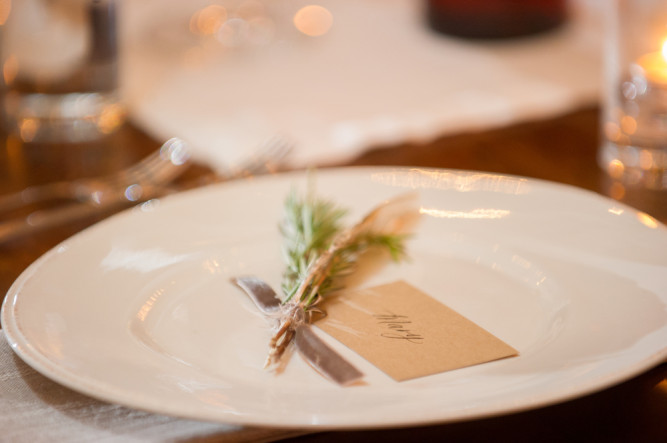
0,182,82,213
0,181,174,245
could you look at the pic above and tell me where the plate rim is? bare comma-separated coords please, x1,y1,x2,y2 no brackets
2,166,667,428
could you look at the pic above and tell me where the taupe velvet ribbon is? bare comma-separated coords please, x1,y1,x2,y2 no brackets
231,276,363,386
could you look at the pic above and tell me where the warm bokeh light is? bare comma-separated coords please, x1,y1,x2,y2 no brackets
19,118,38,142
188,2,275,49
637,212,659,229
98,103,126,134
620,115,637,135
657,379,667,396
608,181,625,200
190,5,228,36
607,158,625,179
293,5,333,37
637,36,667,84
0,0,10,26
3,55,17,85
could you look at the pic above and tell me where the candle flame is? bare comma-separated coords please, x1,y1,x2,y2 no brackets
662,38,667,62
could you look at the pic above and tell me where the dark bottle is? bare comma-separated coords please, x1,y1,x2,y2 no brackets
426,0,568,40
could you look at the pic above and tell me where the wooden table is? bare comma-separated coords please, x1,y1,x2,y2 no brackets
1,106,666,441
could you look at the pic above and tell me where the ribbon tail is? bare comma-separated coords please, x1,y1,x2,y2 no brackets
295,324,364,386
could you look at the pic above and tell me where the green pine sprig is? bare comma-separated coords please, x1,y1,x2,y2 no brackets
279,188,347,304
279,189,409,314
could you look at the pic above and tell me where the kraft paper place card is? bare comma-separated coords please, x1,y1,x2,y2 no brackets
316,280,518,381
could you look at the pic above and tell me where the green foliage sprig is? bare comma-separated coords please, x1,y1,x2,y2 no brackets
265,185,414,367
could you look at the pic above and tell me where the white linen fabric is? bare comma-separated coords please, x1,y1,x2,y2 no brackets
120,0,603,170
0,330,301,442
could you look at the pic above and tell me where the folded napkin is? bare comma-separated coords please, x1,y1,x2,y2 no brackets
120,0,603,171
0,330,301,442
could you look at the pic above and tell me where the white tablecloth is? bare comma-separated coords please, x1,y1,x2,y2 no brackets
0,330,302,442
120,0,603,170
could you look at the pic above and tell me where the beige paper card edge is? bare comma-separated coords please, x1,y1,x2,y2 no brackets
316,280,518,381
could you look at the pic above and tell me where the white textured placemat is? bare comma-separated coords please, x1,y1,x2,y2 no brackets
120,0,603,170
0,330,301,442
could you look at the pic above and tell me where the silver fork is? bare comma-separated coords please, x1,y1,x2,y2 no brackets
0,138,190,212
181,134,293,188
0,136,292,244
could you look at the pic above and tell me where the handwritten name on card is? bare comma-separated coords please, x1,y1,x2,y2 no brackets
374,313,424,344
316,280,518,381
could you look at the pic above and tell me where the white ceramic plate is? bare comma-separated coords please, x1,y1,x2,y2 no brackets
3,167,667,429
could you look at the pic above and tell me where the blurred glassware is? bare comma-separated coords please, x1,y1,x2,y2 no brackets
425,0,567,40
600,0,667,191
0,0,125,143
0,134,292,244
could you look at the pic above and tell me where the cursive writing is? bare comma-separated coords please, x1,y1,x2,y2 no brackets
374,312,424,344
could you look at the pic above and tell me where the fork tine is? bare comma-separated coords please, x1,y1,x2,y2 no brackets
175,135,293,190
116,138,190,186
107,138,188,185
231,135,292,176
107,152,163,185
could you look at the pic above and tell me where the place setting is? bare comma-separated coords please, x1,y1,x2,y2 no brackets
1,1,666,442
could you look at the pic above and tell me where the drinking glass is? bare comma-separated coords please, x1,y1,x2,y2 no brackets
600,0,667,190
1,0,125,143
